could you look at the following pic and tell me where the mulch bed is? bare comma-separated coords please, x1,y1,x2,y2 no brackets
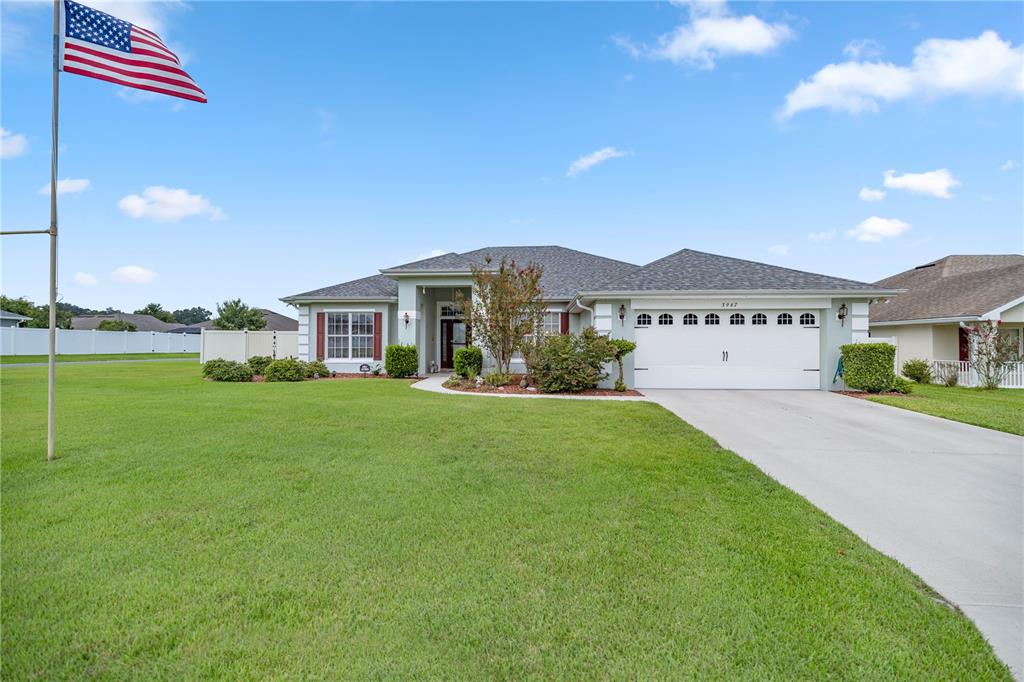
839,390,922,400
444,381,643,398
250,374,422,383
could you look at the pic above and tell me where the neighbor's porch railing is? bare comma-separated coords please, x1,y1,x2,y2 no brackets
932,360,1024,388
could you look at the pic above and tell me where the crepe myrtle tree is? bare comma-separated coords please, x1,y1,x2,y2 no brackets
455,257,546,375
962,320,1020,390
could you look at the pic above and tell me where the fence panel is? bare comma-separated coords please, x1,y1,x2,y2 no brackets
932,360,1023,388
0,327,199,357
200,330,298,364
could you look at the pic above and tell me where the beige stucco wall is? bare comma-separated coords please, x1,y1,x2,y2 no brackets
871,323,963,365
1001,301,1024,323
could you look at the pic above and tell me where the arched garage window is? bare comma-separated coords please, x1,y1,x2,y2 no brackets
705,313,720,325
800,313,817,326
636,313,652,327
777,313,793,325
682,313,698,325
658,313,674,326
752,313,767,325
730,313,745,325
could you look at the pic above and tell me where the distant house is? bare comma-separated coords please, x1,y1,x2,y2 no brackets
0,309,31,328
72,313,181,332
173,309,298,334
870,255,1024,382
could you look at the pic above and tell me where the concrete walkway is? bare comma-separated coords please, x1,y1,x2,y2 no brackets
411,374,648,401
1,358,197,368
645,389,1024,679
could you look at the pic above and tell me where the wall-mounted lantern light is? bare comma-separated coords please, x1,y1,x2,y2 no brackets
837,303,847,326
403,312,411,328
618,304,626,326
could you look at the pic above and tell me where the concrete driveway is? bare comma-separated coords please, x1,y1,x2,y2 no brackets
646,389,1024,678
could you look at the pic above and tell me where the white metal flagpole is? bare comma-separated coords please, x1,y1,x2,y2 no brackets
47,0,60,461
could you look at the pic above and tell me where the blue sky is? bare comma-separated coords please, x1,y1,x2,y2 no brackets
2,1,1022,316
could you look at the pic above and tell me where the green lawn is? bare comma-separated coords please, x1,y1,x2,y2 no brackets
1,363,1010,679
868,383,1024,436
1,352,198,364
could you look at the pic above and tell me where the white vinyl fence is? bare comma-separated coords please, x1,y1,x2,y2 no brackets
932,360,1024,389
0,327,200,356
200,329,299,364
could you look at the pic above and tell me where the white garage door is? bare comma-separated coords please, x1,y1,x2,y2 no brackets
633,310,821,389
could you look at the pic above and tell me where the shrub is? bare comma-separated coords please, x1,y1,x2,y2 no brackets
385,345,418,377
247,355,273,375
937,364,959,387
304,360,330,378
607,338,637,392
453,346,483,379
202,358,231,378
901,358,932,384
264,357,306,382
205,360,253,382
840,343,896,393
97,319,137,332
891,376,914,394
532,327,615,393
484,371,513,387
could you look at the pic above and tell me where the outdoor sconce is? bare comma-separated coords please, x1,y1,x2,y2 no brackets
403,312,411,328
838,303,848,326
618,304,626,325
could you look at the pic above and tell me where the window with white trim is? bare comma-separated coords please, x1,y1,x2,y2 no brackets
682,313,698,325
705,313,720,325
540,311,561,336
800,313,816,326
752,313,767,325
730,313,745,325
326,312,374,359
636,313,652,327
777,313,793,325
440,304,463,318
658,313,674,326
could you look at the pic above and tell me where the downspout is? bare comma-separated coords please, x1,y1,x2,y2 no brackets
572,296,595,327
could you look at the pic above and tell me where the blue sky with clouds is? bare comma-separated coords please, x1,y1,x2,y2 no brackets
2,1,1021,315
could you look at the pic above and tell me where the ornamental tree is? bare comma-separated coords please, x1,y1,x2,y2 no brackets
455,257,546,375
213,299,267,330
607,338,637,392
134,303,176,323
963,320,1019,389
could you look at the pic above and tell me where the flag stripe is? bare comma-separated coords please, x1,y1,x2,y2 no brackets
63,53,204,92
60,0,204,104
62,66,207,102
65,40,192,78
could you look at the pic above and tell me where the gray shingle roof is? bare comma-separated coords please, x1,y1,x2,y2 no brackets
870,255,1024,323
71,313,181,332
281,274,398,302
0,309,31,321
590,249,883,292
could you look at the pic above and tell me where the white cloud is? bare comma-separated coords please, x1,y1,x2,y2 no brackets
1000,159,1019,171
858,187,885,202
117,186,224,222
508,217,537,226
85,1,178,34
1,127,28,158
615,0,792,70
117,88,163,104
843,38,884,60
566,147,629,178
780,31,1024,118
767,244,790,255
38,177,91,196
315,108,335,134
883,168,960,199
808,230,836,241
111,265,158,284
846,216,910,242
73,272,98,286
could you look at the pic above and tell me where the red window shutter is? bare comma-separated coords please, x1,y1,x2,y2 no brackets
560,312,570,335
373,312,382,360
316,312,325,361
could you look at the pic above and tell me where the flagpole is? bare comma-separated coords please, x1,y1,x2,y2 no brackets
47,0,60,461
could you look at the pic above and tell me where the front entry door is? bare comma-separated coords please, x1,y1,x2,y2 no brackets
441,319,467,369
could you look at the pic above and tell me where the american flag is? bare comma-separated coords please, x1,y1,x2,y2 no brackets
59,0,206,103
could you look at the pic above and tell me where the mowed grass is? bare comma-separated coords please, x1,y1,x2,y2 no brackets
868,383,1024,435
1,363,1010,679
1,352,198,364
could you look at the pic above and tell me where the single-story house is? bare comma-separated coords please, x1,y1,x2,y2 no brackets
72,313,181,332
869,254,1024,372
282,246,896,390
174,309,298,334
0,309,32,328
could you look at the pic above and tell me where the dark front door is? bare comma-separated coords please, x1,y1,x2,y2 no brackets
441,319,467,369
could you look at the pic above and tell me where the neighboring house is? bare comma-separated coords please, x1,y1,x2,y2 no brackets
0,309,31,328
282,246,896,390
176,309,298,334
72,313,181,332
869,255,1024,374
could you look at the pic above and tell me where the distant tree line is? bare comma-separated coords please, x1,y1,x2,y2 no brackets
2,295,265,330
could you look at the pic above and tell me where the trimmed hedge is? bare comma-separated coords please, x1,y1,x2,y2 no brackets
841,343,896,393
247,355,274,375
304,360,330,378
453,346,483,379
264,357,306,382
385,345,418,377
204,359,253,382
